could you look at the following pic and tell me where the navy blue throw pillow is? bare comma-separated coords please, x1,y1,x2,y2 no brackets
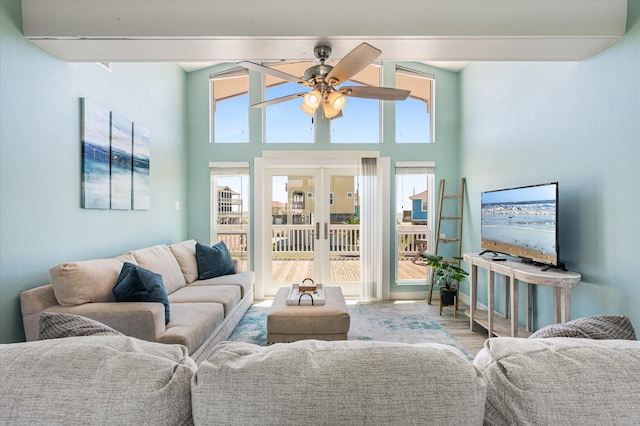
112,262,170,324
196,241,235,280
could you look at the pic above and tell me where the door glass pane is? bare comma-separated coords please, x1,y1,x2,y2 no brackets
329,175,360,284
271,175,315,283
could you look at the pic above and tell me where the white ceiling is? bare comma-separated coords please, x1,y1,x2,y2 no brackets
21,0,628,73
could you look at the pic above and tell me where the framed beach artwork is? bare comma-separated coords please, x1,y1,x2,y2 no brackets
80,98,150,210
133,123,151,210
109,112,133,210
81,99,111,209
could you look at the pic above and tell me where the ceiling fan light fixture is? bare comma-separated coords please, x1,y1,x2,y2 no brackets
327,91,347,111
301,103,315,116
322,101,341,119
303,89,321,110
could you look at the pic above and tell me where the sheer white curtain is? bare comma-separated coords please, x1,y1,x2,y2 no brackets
360,157,381,300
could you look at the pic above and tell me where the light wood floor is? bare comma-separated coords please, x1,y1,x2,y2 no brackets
422,299,489,357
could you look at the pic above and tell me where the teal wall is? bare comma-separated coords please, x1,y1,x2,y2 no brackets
459,1,640,329
0,0,188,343
185,62,460,294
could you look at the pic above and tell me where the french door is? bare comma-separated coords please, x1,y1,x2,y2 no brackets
262,167,362,298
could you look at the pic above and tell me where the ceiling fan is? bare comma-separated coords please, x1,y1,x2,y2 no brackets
238,43,411,119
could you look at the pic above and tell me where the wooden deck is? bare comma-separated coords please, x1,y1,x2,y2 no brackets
269,258,428,283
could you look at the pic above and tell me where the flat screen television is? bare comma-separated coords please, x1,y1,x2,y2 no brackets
480,182,560,269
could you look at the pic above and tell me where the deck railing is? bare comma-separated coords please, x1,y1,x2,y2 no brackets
396,225,429,259
218,224,428,258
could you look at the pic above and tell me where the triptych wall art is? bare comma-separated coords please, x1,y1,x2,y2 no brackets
81,98,150,210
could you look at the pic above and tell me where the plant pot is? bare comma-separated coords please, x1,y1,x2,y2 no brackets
440,288,457,306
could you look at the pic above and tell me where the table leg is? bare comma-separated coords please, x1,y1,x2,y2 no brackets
560,287,571,323
511,275,518,337
488,270,494,337
553,287,560,323
503,275,509,320
469,264,478,332
525,283,532,332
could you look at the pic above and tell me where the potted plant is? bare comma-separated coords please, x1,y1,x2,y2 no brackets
421,254,469,306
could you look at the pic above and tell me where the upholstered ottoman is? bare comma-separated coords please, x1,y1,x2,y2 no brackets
267,286,351,344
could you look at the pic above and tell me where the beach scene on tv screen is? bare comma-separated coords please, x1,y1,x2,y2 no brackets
481,185,557,264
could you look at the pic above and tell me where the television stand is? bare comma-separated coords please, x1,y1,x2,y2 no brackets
463,253,581,337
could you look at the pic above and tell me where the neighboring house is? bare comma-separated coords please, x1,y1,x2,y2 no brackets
217,186,244,225
409,190,427,225
272,201,287,225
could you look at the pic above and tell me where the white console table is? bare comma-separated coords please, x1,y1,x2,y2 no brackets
463,253,581,337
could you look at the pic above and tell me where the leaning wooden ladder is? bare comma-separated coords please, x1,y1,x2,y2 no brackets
427,178,466,309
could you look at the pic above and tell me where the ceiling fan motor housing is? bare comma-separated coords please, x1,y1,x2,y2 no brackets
304,64,333,88
313,45,331,62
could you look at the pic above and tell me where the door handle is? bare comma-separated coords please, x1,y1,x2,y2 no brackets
324,223,328,240
315,222,320,240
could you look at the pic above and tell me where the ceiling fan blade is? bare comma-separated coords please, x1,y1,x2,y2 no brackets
238,61,309,85
325,43,381,85
251,93,305,108
341,86,411,101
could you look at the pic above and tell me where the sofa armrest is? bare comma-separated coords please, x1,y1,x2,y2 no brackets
21,284,60,341
25,301,166,343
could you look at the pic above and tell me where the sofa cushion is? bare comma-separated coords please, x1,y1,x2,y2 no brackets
0,336,196,425
128,245,186,294
49,254,137,306
113,262,170,324
158,303,224,355
193,340,487,426
169,239,199,284
169,285,240,316
529,315,637,340
196,242,236,280
474,337,640,426
192,270,255,299
39,312,123,339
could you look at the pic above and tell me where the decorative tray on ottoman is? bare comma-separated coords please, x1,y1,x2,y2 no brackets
286,283,325,306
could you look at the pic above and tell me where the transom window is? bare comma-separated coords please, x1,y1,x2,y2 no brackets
331,65,381,144
210,68,249,143
265,62,315,144
395,67,434,143
210,63,434,144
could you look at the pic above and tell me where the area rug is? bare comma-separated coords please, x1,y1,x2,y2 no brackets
228,300,472,359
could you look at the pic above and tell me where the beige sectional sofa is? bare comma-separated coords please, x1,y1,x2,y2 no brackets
19,240,254,364
1,336,639,425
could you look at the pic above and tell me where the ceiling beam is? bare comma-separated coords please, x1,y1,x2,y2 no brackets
21,0,627,64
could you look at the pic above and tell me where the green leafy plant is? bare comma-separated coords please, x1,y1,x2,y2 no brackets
421,254,469,291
